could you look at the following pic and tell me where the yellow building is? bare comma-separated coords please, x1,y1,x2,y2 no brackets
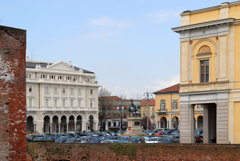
172,1,240,144
154,84,203,130
141,99,155,123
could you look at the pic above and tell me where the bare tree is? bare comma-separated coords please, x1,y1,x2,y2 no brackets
98,87,113,131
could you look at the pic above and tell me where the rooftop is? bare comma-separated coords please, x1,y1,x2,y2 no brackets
154,84,180,94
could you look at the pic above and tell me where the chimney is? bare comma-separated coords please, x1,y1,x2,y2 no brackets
68,60,71,66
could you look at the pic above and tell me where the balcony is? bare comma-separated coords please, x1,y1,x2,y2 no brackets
158,109,167,112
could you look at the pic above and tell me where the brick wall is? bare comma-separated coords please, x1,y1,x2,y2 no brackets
27,143,240,161
0,25,26,160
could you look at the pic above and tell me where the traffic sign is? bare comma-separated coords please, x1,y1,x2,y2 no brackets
128,127,131,130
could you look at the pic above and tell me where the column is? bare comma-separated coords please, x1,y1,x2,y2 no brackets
34,124,36,132
196,119,198,130
82,120,86,131
58,122,61,133
169,114,172,129
74,122,77,131
180,104,194,143
67,123,69,132
167,121,169,129
51,85,53,106
68,86,70,107
216,102,228,144
203,105,209,143
83,87,85,106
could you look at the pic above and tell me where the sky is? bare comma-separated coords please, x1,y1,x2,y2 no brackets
0,0,228,99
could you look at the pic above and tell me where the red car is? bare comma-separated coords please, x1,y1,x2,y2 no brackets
154,131,163,135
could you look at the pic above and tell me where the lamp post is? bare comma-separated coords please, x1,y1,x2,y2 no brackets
143,92,153,135
117,106,124,135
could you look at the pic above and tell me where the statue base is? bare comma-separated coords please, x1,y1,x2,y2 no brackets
123,117,145,136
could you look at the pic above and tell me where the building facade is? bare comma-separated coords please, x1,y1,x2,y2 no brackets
26,57,100,134
172,1,240,143
141,99,155,123
154,84,203,130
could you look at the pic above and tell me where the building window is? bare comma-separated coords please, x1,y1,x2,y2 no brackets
78,100,81,107
78,88,81,95
54,99,57,107
143,112,145,117
71,88,74,95
172,100,178,110
160,99,166,110
152,106,155,111
90,100,93,107
143,107,145,111
46,99,49,107
197,105,203,109
46,87,49,94
29,74,31,78
29,98,32,107
73,77,77,81
90,89,93,95
148,106,150,110
62,99,65,107
26,74,28,78
70,100,74,107
200,60,209,83
54,87,57,94
29,86,32,93
62,87,66,94
152,112,154,117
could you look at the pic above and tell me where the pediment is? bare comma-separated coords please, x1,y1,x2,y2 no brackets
47,61,75,71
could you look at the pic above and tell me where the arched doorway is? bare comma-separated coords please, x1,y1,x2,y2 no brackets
172,116,179,130
160,117,167,128
113,122,116,127
89,115,94,131
103,122,106,131
60,116,67,132
77,115,82,131
27,116,34,132
52,116,59,133
197,115,203,130
108,122,111,130
43,116,50,132
69,115,75,131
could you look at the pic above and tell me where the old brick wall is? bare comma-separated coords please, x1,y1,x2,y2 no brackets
27,143,240,161
0,25,26,160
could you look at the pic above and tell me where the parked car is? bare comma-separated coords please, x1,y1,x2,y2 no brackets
106,131,117,136
160,137,173,143
154,131,163,135
90,138,101,143
145,137,161,143
171,130,180,136
118,136,130,143
162,129,174,135
130,137,143,143
55,136,71,143
101,140,121,143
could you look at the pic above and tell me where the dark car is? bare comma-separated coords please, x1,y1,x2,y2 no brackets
107,131,117,136
55,136,71,143
65,137,82,143
171,130,180,136
90,138,101,143
130,137,143,143
118,136,130,143
160,137,173,143
162,129,174,135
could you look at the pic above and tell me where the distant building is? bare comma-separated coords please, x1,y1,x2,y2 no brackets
141,99,155,123
154,84,203,130
26,56,100,134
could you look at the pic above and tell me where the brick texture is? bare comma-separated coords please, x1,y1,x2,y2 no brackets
28,143,240,161
0,25,26,160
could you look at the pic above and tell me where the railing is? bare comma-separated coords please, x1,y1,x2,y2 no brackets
157,109,167,112
26,78,99,84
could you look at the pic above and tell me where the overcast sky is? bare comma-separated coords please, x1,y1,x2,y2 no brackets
0,0,227,99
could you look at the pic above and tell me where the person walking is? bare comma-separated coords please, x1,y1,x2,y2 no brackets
196,135,202,143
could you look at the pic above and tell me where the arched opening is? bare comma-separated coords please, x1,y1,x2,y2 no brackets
60,116,67,132
27,116,34,132
113,122,116,127
89,115,94,131
52,115,59,133
197,115,203,130
198,45,211,53
172,116,179,130
43,116,50,132
77,115,82,131
160,117,167,128
69,115,75,131
108,122,111,128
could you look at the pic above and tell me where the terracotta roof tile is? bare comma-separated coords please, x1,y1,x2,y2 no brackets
141,99,155,106
154,83,180,94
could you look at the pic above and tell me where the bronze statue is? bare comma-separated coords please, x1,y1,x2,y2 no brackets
128,99,141,117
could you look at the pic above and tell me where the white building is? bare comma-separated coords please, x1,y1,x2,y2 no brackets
26,56,100,134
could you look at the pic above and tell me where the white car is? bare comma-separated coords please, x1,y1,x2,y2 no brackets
145,137,161,143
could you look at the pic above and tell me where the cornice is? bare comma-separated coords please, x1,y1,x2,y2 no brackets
172,18,235,33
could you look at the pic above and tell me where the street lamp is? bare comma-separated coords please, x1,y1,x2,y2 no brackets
143,92,153,135
117,106,124,135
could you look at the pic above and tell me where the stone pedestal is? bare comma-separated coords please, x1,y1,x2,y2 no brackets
124,117,145,136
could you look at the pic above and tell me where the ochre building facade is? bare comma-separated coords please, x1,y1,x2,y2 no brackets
172,1,240,144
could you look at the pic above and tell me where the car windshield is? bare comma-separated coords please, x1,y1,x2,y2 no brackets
148,138,157,141
92,138,100,141
80,137,87,141
172,131,179,134
162,137,172,141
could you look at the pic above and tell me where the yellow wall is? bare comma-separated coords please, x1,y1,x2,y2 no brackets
235,25,240,88
234,102,240,143
229,5,240,19
155,93,180,112
190,10,219,25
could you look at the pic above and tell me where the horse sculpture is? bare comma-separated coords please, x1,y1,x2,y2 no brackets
128,99,141,117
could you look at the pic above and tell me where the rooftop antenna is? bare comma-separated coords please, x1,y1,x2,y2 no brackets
31,49,34,60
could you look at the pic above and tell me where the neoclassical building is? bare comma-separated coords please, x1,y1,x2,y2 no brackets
26,56,100,133
172,1,240,144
